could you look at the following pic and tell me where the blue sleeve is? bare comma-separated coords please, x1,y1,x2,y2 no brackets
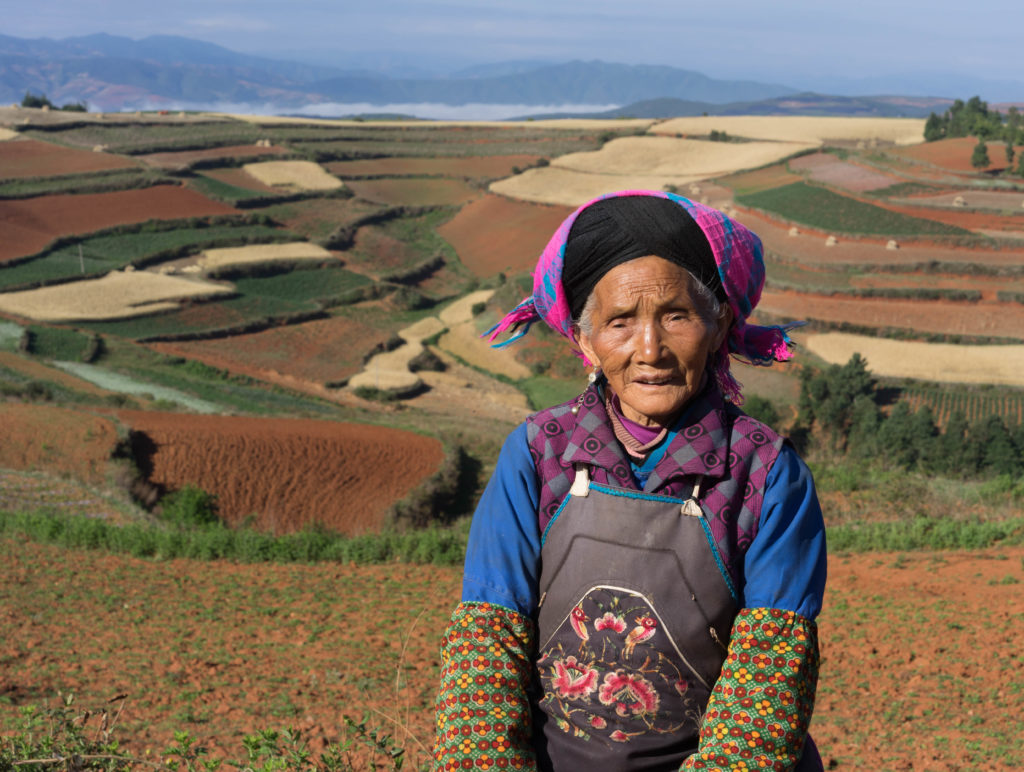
461,423,541,616
742,444,827,619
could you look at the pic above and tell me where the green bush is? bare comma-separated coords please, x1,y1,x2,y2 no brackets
160,485,220,527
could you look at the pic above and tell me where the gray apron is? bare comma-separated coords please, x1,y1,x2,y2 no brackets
533,466,737,772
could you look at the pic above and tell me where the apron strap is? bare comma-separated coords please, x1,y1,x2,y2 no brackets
569,464,591,497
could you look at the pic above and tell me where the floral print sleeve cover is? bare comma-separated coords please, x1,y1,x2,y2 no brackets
680,607,819,772
433,601,538,772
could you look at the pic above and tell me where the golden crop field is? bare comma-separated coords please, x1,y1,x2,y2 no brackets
198,241,334,271
0,270,232,322
801,332,1024,387
650,116,925,145
241,160,344,191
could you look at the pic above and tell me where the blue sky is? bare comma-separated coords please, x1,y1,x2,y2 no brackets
4,0,1023,100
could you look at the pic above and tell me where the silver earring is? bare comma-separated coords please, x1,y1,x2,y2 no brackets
572,370,598,415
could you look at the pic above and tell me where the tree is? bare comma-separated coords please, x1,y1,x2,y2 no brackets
21,91,53,109
936,411,969,476
1006,142,1016,168
876,402,918,469
923,112,945,142
970,139,991,170
1017,147,1024,177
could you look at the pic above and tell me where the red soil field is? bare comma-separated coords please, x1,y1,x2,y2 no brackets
890,137,1024,173
345,177,480,207
1,542,1020,770
200,167,280,193
327,154,542,179
0,402,118,483
788,152,904,192
0,137,138,179
138,143,287,170
258,197,384,241
758,289,1024,339
350,224,423,273
148,314,395,386
881,201,1024,233
117,410,442,534
0,185,237,262
437,194,573,277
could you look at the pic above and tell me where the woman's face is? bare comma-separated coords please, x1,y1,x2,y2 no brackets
576,255,731,427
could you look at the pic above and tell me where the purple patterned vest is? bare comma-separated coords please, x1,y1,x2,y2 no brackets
525,382,785,590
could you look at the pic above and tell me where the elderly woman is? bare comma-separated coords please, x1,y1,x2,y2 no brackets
433,191,826,772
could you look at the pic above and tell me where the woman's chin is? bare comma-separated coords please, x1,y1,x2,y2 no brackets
618,384,697,427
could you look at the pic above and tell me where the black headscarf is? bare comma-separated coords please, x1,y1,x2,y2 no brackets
561,195,726,319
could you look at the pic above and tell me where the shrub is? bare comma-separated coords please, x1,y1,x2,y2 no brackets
159,485,219,527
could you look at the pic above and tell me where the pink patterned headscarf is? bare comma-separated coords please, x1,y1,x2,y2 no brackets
485,190,802,402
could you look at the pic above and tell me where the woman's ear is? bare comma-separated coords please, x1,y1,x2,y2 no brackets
574,325,600,370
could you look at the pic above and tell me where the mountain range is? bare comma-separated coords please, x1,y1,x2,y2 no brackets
0,33,956,118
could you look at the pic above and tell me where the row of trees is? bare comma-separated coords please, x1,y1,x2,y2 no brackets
924,96,1019,143
796,354,1023,479
20,91,87,112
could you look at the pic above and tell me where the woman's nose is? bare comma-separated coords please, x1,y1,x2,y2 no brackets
636,321,663,361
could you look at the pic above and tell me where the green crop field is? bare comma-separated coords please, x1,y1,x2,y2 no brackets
233,266,372,304
22,122,262,154
900,383,1024,427
737,182,974,236
0,221,291,290
0,169,166,199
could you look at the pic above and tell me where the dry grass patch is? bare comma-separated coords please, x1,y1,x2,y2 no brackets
0,270,232,322
555,136,814,177
0,128,20,141
490,166,704,207
241,160,343,191
491,136,812,207
801,332,1024,387
651,116,925,146
195,241,334,272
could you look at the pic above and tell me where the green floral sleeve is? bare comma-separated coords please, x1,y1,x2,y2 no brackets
681,607,820,772
433,601,538,772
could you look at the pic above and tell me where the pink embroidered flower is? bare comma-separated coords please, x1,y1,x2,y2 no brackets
609,730,629,743
674,679,689,697
589,715,607,729
552,656,599,700
594,612,627,633
598,670,659,717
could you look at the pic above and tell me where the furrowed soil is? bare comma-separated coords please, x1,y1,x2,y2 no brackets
437,194,573,277
0,137,138,178
148,314,397,386
114,410,443,534
890,137,1024,173
0,402,118,483
787,152,905,192
0,541,1020,770
0,186,237,262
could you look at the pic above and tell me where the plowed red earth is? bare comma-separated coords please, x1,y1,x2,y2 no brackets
1,542,1020,770
0,137,138,178
0,186,236,262
201,167,281,193
327,155,541,179
0,402,118,483
891,137,1024,173
148,315,396,386
138,144,287,169
115,410,442,534
758,289,1024,338
437,194,573,277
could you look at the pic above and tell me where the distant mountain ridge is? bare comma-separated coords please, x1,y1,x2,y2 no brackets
0,32,946,117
